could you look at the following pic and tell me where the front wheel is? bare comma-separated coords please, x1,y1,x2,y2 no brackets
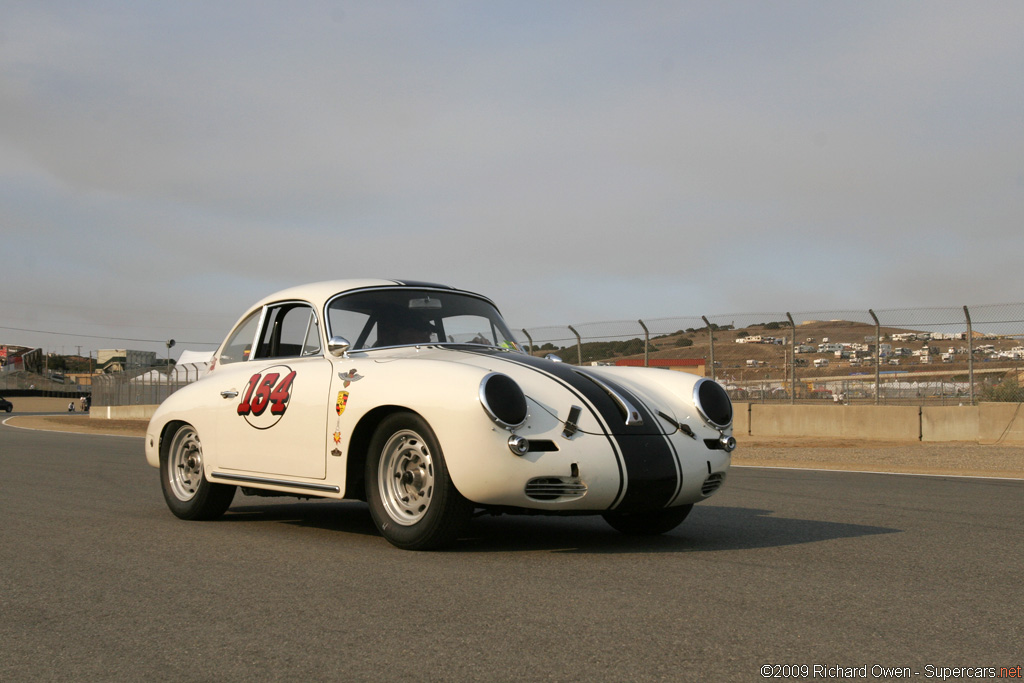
366,413,472,550
602,504,693,536
160,423,235,521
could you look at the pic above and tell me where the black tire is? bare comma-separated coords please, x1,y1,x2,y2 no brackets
365,412,472,550
160,423,235,521
602,504,693,536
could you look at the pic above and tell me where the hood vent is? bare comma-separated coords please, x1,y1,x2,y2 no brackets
574,371,643,426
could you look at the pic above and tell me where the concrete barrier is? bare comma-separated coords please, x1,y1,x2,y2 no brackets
922,406,978,442
92,405,159,421
735,402,1024,444
94,402,1024,444
978,403,1024,444
748,404,921,441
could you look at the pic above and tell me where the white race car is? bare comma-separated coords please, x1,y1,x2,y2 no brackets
145,280,735,549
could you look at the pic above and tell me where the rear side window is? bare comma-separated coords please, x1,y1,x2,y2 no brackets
252,303,321,360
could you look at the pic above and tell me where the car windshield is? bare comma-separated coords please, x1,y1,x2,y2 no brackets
327,289,523,352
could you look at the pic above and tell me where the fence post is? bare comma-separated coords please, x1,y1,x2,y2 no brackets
869,309,881,405
520,329,534,356
638,319,650,367
568,326,582,365
701,316,716,381
786,312,796,404
964,305,974,405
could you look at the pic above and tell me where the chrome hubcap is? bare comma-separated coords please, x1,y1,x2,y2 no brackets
168,427,203,501
378,430,434,526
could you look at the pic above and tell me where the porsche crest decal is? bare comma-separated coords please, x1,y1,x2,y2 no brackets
336,391,349,415
330,371,360,457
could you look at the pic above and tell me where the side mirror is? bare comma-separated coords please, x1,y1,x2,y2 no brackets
328,336,351,358
545,353,563,363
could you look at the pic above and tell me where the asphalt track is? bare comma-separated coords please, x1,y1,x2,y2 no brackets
1,422,1022,682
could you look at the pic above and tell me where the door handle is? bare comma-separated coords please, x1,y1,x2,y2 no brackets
221,390,239,399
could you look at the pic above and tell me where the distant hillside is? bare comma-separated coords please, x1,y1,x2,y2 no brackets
533,319,1023,383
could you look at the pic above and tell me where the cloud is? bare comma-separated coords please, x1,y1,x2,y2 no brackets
1,1,1023,354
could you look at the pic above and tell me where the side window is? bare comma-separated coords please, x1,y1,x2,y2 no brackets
328,307,376,349
441,315,496,345
253,303,320,359
219,311,261,365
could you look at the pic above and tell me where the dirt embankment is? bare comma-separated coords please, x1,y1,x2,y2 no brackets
735,436,1024,479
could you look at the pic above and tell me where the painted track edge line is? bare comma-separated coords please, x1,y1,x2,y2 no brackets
732,464,1024,482
1,417,144,439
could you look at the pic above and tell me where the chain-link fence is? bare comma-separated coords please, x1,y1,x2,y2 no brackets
518,304,1024,406
91,364,208,407
72,303,1024,408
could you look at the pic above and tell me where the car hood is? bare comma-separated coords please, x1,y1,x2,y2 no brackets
369,345,686,437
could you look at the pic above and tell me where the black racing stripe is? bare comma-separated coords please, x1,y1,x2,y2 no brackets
575,371,684,511
461,349,681,511
610,436,680,511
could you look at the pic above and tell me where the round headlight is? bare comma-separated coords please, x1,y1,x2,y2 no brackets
693,378,733,429
479,373,528,430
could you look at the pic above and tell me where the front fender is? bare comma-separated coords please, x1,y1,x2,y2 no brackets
338,358,518,502
144,379,222,469
338,355,621,509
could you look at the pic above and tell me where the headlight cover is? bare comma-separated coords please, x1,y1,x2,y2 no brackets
479,372,528,430
693,377,733,429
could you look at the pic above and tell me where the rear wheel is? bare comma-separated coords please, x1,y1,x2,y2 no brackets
602,504,693,536
366,412,471,550
160,424,235,520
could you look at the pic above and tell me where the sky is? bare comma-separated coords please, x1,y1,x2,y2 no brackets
2,1,1023,358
